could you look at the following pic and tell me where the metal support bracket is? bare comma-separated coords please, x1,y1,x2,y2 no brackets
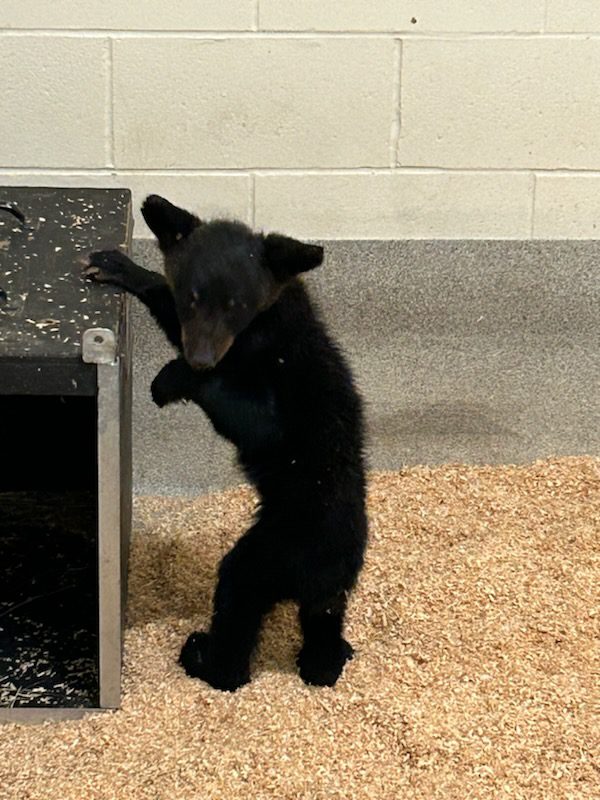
82,327,117,365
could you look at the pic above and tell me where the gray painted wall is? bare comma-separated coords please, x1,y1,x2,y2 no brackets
130,240,600,494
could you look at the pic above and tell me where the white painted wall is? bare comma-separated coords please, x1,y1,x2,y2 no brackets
1,2,599,238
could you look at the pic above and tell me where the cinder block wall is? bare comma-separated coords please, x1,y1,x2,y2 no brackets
2,2,600,239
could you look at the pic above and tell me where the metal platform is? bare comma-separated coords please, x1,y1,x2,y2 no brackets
0,187,133,721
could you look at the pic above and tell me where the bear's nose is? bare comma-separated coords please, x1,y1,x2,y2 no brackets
186,342,217,370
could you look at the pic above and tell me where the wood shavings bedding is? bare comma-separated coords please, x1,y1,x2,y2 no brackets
1,457,598,799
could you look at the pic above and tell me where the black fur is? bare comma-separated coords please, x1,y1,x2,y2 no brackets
85,195,367,691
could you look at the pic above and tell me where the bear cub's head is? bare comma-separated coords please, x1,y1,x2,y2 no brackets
142,194,323,370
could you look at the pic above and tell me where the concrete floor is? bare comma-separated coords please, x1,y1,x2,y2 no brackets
130,240,600,494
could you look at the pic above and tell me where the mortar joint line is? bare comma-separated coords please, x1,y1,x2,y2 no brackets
253,0,260,32
106,37,115,169
2,30,600,39
5,166,600,177
530,171,538,238
390,37,403,168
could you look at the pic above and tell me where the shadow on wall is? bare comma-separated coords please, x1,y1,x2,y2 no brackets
370,401,518,438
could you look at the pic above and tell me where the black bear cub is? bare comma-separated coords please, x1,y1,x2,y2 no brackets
85,195,367,691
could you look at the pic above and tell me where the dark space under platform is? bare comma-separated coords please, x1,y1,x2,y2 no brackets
0,490,98,708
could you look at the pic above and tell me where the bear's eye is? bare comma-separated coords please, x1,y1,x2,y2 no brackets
227,297,236,308
191,289,200,307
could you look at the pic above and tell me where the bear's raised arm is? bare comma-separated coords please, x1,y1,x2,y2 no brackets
85,250,182,350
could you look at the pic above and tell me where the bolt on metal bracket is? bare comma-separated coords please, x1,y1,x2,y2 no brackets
82,327,117,365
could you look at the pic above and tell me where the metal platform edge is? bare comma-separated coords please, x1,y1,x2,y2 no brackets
0,707,113,724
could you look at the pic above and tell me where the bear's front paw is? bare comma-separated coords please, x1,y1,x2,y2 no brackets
297,639,354,687
84,250,134,285
151,360,188,408
179,631,250,692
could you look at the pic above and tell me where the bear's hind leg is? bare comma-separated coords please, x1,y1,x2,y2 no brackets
297,591,354,687
179,530,276,692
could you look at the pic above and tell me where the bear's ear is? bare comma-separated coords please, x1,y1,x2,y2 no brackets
141,195,202,251
263,233,324,281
